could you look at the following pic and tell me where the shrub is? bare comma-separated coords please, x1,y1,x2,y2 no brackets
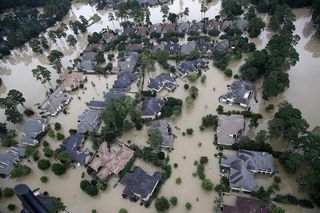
224,68,232,77
40,176,49,183
216,105,224,113
86,185,98,196
272,194,299,205
176,177,182,184
119,209,128,213
189,86,199,99
185,96,195,108
51,163,66,176
42,141,49,146
155,196,170,212
185,202,192,210
3,187,14,198
37,159,51,170
187,72,198,82
54,122,62,130
10,165,31,178
202,179,214,191
274,176,281,184
43,146,54,158
170,196,178,206
200,156,208,164
299,199,314,208
201,75,207,83
24,108,35,116
56,133,65,140
80,180,90,191
69,129,77,135
184,84,189,90
186,128,193,135
47,128,55,138
265,104,274,112
7,204,16,211
197,164,205,180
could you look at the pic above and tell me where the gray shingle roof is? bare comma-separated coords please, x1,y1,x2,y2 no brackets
60,132,89,164
181,41,196,55
147,73,176,92
148,120,174,149
43,89,72,116
120,167,162,202
178,59,207,76
112,72,137,91
20,117,47,146
164,42,181,55
217,114,244,146
141,98,165,118
176,22,190,33
90,92,125,109
221,80,254,107
77,109,101,133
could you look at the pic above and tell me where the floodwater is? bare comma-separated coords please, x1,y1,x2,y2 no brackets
1,1,320,213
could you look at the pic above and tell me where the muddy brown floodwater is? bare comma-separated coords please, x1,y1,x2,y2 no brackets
0,1,320,213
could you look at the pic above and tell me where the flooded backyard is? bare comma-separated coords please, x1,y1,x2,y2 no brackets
0,1,320,213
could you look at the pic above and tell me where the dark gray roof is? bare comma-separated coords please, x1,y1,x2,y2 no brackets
176,22,190,33
221,80,254,106
141,98,165,117
112,72,137,91
147,73,176,92
82,51,97,61
178,59,207,76
149,23,162,34
181,41,196,55
223,196,270,213
77,109,101,133
212,39,229,53
43,89,72,116
164,42,181,55
190,21,204,31
120,167,162,201
0,148,22,176
196,39,213,52
237,19,249,31
20,117,46,146
60,132,88,164
122,27,136,37
78,60,97,72
148,120,174,148
90,92,125,109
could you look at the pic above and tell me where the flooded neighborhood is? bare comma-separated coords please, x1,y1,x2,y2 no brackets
0,0,320,213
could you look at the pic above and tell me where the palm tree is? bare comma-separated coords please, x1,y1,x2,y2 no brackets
184,7,189,21
32,65,52,88
161,5,169,21
145,8,151,26
108,12,115,28
200,3,208,20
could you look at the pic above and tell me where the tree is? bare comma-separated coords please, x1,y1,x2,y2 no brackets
108,12,115,28
7,89,25,108
202,179,214,191
40,36,49,49
268,102,309,143
47,50,64,73
37,159,51,170
141,52,155,72
187,72,198,82
40,176,49,183
189,86,199,99
213,196,223,213
155,49,169,68
184,7,190,21
155,196,170,212
10,165,31,178
170,197,178,206
85,185,98,196
279,151,302,174
32,65,52,88
200,156,208,164
51,163,66,176
185,96,195,108
160,5,169,20
54,122,62,130
248,17,265,38
149,130,162,149
66,34,77,47
29,38,43,54
200,3,208,19
5,108,23,124
3,187,14,198
119,209,128,213
7,204,16,211
185,202,192,210
168,13,178,23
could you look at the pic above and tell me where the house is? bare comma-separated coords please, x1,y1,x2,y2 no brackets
150,43,165,55
162,23,176,33
126,43,144,52
59,73,86,92
136,26,149,37
237,19,249,32
77,109,101,133
196,39,213,53
138,0,159,5
85,43,105,52
0,150,23,177
122,27,136,37
77,51,97,72
149,23,162,34
14,184,54,213
20,117,47,146
42,89,72,116
89,91,125,110
220,149,276,192
220,80,255,108
148,120,174,149
176,22,190,33
147,73,176,92
102,31,118,43
164,42,180,55
112,72,137,91
177,59,207,77
60,132,90,164
217,114,244,146
221,20,233,30
207,19,221,31
181,41,197,55
212,39,229,53
223,196,270,213
118,52,139,73
190,21,204,31
90,142,134,179
141,98,165,120
120,167,162,202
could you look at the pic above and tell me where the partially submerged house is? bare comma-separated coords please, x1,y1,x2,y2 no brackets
122,26,136,37
147,73,176,92
126,43,144,52
164,42,180,55
220,149,276,192
190,21,204,31
77,109,101,134
148,120,174,149
112,72,137,91
212,39,229,53
177,59,208,77
207,19,221,31
216,114,245,146
102,31,118,43
20,117,47,146
237,19,249,32
162,23,176,33
176,22,190,33
181,41,196,55
42,89,72,116
77,51,97,72
141,98,165,120
220,80,255,108
90,142,134,179
222,196,270,213
60,132,90,165
149,23,162,34
117,52,139,73
196,38,213,53
59,73,86,92
120,167,162,202
89,91,125,110
0,147,25,177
